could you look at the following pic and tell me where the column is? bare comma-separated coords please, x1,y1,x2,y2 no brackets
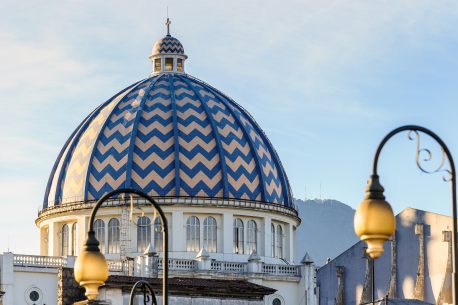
287,223,294,262
223,212,233,254
263,216,272,257
171,211,184,252
48,222,59,256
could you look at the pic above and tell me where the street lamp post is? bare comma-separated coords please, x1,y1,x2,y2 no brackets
74,188,169,305
354,125,457,305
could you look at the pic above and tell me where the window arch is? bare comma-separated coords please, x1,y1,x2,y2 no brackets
271,224,276,257
154,217,163,252
94,219,105,254
108,218,120,254
233,218,244,254
137,216,151,253
72,223,78,256
276,224,283,259
61,224,69,256
186,216,200,252
247,220,257,254
203,216,217,252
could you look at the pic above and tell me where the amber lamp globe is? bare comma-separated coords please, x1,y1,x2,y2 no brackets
74,231,109,300
354,174,396,259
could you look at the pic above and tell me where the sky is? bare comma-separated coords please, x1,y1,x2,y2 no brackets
1,0,458,254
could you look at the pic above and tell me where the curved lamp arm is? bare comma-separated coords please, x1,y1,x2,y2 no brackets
368,124,456,305
129,280,158,305
77,188,169,305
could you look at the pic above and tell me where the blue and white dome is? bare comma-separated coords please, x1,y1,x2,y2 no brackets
152,35,185,56
43,31,293,209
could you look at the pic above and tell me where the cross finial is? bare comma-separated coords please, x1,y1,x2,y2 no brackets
165,18,171,36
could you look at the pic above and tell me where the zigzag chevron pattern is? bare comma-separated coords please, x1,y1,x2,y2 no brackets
152,36,185,55
59,88,132,201
132,76,176,196
174,78,223,197
192,82,262,201
46,74,292,207
87,80,154,200
235,111,283,204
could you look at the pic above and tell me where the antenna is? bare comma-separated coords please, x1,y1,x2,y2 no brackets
319,183,322,201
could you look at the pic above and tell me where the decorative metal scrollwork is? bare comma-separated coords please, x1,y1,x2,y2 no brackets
128,280,157,305
116,193,158,227
407,130,452,182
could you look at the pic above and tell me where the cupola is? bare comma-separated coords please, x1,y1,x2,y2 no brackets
149,18,187,75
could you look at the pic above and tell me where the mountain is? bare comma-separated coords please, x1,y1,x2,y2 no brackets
294,198,358,266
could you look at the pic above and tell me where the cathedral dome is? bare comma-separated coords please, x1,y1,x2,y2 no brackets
43,23,293,210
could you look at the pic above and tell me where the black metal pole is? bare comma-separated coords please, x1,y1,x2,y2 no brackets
372,258,375,305
370,125,457,305
88,188,169,305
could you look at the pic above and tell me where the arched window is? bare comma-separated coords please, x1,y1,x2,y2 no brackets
137,216,151,253
72,223,78,256
186,216,200,252
94,219,105,253
247,220,257,254
108,218,120,254
276,224,283,259
203,217,217,252
61,224,69,256
271,224,276,257
233,218,244,254
154,217,163,252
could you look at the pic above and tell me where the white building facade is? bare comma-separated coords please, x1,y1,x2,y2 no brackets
0,21,317,305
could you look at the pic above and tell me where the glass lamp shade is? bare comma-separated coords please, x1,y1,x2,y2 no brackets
354,175,396,259
74,249,109,300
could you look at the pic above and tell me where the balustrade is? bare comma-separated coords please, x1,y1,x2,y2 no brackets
12,254,300,277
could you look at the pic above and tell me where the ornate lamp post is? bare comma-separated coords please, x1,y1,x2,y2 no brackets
74,188,169,305
354,125,457,304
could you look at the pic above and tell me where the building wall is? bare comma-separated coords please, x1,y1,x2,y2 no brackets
8,269,58,305
317,208,451,305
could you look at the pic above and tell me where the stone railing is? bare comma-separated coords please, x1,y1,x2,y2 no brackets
38,196,299,224
262,264,301,276
107,260,125,272
12,254,301,277
158,258,197,271
211,261,248,273
13,254,67,268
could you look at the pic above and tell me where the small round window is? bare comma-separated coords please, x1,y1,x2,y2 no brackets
25,286,42,305
29,290,39,301
273,298,282,305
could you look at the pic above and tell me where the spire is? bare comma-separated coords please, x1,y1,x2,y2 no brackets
166,18,171,36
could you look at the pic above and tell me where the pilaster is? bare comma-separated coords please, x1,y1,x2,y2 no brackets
223,212,233,254
414,223,425,301
171,210,184,252
264,216,272,257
